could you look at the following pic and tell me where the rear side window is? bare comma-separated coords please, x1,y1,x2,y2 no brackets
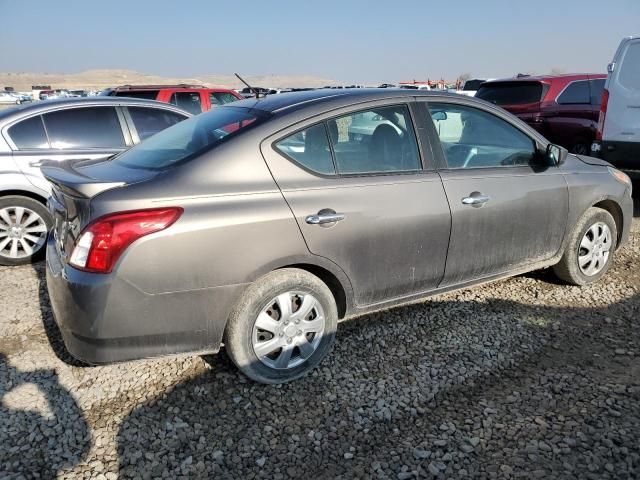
589,79,605,105
329,105,421,174
557,80,590,104
112,106,269,170
114,90,159,100
169,92,202,114
275,123,335,175
128,107,187,141
476,82,544,105
7,116,49,149
618,41,640,91
42,107,125,149
209,92,239,107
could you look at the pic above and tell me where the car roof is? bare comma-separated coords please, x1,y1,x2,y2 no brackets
228,88,462,114
483,73,607,85
0,97,191,124
111,84,236,92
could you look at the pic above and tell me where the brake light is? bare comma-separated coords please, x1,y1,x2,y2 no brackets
69,207,183,273
596,88,609,141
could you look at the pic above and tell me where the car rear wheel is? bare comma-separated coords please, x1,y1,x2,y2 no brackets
224,268,337,384
553,207,617,285
0,196,51,266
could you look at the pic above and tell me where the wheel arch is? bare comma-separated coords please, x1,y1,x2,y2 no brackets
592,198,624,247
0,188,49,206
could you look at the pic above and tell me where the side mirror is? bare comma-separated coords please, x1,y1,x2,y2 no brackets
431,111,447,122
545,143,568,166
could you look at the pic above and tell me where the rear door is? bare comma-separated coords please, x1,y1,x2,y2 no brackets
423,99,568,286
5,106,130,193
603,37,640,170
262,100,451,306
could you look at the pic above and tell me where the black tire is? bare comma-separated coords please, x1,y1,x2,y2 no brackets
570,140,589,156
224,268,338,384
0,195,52,266
553,207,617,286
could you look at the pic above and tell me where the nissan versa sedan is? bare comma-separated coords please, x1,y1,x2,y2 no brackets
44,89,633,384
0,97,190,265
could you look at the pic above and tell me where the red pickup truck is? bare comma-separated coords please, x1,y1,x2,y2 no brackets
103,84,243,115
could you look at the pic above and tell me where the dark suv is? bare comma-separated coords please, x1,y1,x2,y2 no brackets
102,85,242,115
476,74,606,154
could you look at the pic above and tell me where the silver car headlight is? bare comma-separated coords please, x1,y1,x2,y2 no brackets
608,167,632,189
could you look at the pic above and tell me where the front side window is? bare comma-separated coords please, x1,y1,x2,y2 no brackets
329,105,421,174
275,123,335,175
128,107,187,141
170,92,202,114
42,107,125,149
209,92,239,107
557,80,590,104
428,103,536,169
7,115,49,149
112,106,269,170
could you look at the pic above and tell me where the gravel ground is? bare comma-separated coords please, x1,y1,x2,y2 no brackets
1,214,639,479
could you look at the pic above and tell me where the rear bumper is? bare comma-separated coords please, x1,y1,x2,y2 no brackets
45,236,247,364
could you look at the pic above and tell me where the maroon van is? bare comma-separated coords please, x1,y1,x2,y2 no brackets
476,74,606,155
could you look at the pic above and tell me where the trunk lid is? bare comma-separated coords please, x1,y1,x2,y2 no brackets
42,158,158,261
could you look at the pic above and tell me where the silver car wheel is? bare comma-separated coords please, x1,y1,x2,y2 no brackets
578,221,612,276
252,291,326,370
0,206,48,259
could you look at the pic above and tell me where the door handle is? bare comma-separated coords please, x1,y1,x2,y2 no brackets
461,193,491,206
305,212,345,225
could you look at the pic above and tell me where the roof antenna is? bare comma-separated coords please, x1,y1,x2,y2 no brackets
235,73,260,99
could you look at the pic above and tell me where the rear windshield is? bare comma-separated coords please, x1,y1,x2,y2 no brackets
476,82,544,105
114,90,159,100
463,80,485,91
111,106,269,170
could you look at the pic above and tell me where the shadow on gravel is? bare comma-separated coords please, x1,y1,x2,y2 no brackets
0,352,90,477
32,260,89,367
114,293,639,479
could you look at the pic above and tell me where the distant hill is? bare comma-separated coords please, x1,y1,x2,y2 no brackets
0,69,339,91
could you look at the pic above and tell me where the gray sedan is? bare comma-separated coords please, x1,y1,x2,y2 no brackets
44,89,633,383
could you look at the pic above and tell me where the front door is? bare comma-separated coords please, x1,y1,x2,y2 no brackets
424,101,569,286
262,102,451,306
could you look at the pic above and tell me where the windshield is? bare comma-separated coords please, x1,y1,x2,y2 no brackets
112,106,270,170
476,82,544,105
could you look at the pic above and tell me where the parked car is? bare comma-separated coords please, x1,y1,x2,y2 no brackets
453,78,495,97
591,35,640,173
236,87,272,98
0,92,24,105
102,85,242,114
398,83,431,90
44,89,632,384
476,74,607,155
0,97,190,265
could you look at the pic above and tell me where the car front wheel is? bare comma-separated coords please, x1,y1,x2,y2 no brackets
0,196,51,266
553,207,617,285
224,268,338,384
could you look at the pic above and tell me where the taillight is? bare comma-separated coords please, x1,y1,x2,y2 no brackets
596,88,609,141
69,207,183,273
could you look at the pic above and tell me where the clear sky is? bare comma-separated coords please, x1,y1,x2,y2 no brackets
1,0,638,83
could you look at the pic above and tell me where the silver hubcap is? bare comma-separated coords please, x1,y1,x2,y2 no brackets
252,291,325,370
578,221,612,276
0,206,48,259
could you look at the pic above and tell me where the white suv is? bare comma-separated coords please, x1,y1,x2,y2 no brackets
591,35,640,173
